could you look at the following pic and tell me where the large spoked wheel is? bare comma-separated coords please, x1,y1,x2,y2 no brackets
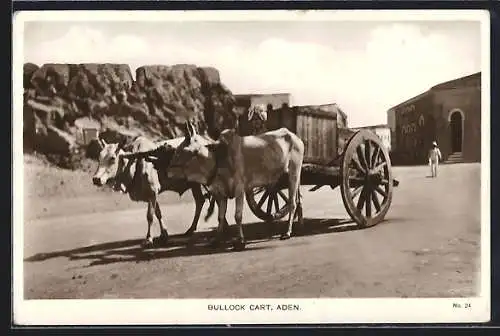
340,130,394,228
246,186,290,222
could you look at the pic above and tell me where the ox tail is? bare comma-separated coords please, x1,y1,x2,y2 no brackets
204,195,216,222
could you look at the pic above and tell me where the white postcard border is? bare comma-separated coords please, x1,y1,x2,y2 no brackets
12,9,491,325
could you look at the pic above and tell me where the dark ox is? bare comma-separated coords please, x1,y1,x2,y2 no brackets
92,135,213,247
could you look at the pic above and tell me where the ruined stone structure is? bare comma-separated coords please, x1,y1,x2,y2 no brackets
23,62,237,168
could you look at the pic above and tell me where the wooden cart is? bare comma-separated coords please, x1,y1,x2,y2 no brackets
243,106,399,228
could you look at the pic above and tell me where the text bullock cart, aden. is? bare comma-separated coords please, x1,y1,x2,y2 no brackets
244,106,399,229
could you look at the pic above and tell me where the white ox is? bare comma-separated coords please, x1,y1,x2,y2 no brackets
92,135,211,247
162,121,305,251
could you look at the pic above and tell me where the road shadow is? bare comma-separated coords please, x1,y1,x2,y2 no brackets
25,217,359,267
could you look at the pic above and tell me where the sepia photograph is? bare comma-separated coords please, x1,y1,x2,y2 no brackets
13,10,490,325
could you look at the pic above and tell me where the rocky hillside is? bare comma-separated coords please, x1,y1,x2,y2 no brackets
23,63,238,169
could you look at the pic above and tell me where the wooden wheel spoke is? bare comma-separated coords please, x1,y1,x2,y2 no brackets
266,195,273,215
356,187,367,210
374,186,387,198
273,194,280,213
370,146,380,169
347,168,361,182
257,190,269,208
364,140,372,169
340,130,394,228
356,146,369,171
365,187,372,218
350,186,363,199
253,186,266,195
278,204,288,214
372,190,381,212
246,187,290,222
351,156,366,174
372,161,387,174
277,190,289,203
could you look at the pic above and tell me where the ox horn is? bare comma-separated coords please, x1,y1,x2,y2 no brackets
190,120,198,136
184,121,193,139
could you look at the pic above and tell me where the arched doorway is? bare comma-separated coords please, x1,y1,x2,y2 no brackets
449,110,464,153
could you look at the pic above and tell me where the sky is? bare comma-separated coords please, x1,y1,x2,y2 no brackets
22,19,482,127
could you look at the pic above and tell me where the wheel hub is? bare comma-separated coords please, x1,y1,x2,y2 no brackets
366,172,382,186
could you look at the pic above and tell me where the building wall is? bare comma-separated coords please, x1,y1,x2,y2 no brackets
388,73,481,165
234,93,291,110
392,93,436,165
432,86,481,163
251,94,291,110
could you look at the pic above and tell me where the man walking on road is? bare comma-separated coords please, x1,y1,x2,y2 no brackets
428,141,442,177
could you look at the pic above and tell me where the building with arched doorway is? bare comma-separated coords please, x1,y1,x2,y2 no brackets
387,72,481,165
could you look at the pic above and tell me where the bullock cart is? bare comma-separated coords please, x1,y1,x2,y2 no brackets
243,107,399,228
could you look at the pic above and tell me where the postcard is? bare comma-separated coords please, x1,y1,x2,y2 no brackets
13,9,490,325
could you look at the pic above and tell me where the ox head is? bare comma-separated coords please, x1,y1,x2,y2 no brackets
92,138,127,187
167,121,227,185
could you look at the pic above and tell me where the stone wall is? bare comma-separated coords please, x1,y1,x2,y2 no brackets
23,62,237,169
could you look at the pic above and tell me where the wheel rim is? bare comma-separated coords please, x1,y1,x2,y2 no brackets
246,186,290,221
340,130,393,227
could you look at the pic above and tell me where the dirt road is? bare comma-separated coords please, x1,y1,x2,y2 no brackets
23,163,481,299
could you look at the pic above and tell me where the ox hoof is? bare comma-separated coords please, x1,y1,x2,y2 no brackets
232,238,246,251
142,238,154,248
154,233,169,246
280,233,291,241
